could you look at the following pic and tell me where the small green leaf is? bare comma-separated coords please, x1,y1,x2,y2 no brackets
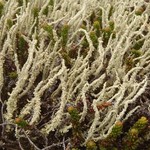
15,118,28,128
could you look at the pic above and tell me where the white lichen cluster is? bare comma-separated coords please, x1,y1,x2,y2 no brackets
0,0,150,143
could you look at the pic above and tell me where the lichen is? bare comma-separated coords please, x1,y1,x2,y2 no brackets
0,0,150,149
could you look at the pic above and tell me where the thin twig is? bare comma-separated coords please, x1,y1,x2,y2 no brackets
17,138,25,150
0,101,5,136
63,137,66,150
42,139,70,150
23,130,41,150
0,122,15,126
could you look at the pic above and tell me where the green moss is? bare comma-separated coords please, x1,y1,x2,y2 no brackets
93,21,100,29
99,147,107,150
7,19,13,29
125,57,134,72
60,51,72,68
132,39,144,50
42,24,53,39
102,27,112,46
130,49,142,58
49,0,54,6
17,0,28,6
67,106,80,122
122,117,148,150
42,0,54,16
61,24,70,48
109,21,115,30
15,118,28,128
123,135,141,150
18,35,26,50
43,7,49,16
108,6,114,19
80,24,86,30
90,12,96,24
86,140,97,150
109,122,123,139
102,27,112,34
8,72,18,78
90,31,98,48
99,122,123,149
129,128,139,138
93,21,100,37
102,21,115,44
132,116,148,132
17,0,23,6
97,8,103,29
81,38,89,49
16,34,28,66
0,2,4,18
32,7,39,18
